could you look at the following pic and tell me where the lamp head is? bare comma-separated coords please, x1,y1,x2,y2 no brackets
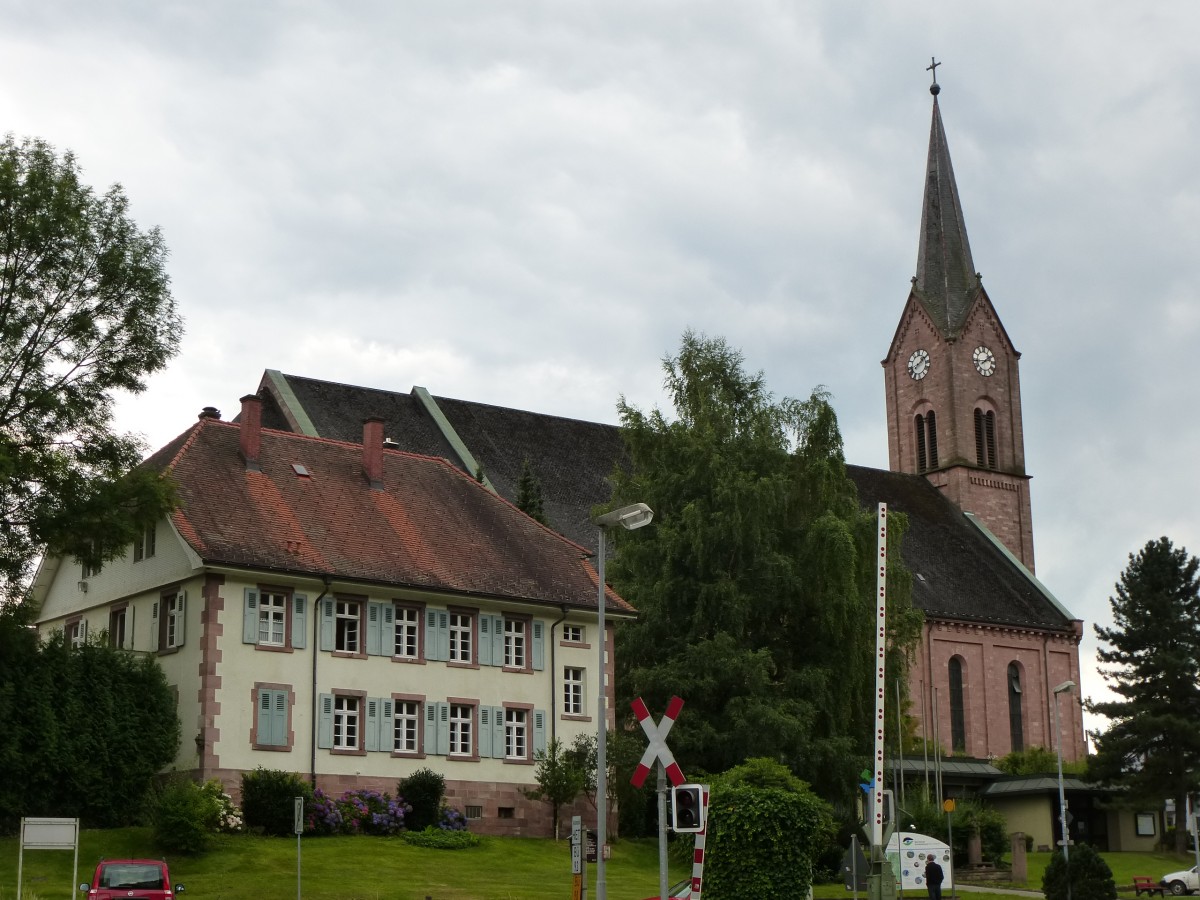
593,502,654,531
1053,680,1076,695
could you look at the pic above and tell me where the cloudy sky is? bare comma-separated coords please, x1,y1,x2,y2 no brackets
4,1,1198,737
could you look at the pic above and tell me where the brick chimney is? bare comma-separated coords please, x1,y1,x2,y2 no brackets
240,394,262,471
363,417,384,489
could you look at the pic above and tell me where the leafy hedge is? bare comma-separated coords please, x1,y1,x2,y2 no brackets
0,612,180,832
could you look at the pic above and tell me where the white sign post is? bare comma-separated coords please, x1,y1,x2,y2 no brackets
295,796,304,900
17,817,79,900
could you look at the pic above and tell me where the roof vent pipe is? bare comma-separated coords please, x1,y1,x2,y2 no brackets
239,394,263,472
363,417,384,489
199,406,221,420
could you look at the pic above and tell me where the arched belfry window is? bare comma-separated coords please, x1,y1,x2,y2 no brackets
948,656,966,753
974,407,997,469
1007,662,1024,752
915,411,939,473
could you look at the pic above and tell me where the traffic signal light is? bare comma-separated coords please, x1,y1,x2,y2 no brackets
671,784,705,833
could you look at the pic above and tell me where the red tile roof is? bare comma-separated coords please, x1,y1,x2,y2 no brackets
155,418,633,614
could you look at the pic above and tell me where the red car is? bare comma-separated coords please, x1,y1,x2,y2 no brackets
79,859,184,900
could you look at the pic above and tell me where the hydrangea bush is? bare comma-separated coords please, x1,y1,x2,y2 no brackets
308,788,412,836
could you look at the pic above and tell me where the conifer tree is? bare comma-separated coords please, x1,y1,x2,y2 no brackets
515,458,547,524
1090,537,1200,852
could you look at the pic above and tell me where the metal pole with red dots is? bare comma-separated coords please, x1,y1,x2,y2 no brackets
871,503,888,850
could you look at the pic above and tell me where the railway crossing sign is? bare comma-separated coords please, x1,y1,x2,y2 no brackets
630,695,686,788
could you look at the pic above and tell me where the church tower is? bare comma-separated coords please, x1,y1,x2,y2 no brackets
883,72,1036,571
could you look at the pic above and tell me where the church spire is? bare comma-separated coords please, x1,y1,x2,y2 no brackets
914,65,978,337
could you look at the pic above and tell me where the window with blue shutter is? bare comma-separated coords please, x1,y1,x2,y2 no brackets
256,688,289,747
424,702,439,754
478,707,492,758
533,709,546,755
319,599,335,651
366,602,383,656
365,698,380,751
478,615,492,666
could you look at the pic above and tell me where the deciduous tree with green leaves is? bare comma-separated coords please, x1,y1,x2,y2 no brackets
526,738,586,839
1089,537,1200,853
606,331,921,805
0,135,180,603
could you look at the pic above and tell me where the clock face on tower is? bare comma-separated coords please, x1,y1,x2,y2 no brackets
972,345,997,376
907,349,931,380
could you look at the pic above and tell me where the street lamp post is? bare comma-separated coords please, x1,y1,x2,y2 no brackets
1054,680,1076,900
592,503,653,900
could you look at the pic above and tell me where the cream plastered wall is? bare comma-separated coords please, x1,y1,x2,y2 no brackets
212,578,605,787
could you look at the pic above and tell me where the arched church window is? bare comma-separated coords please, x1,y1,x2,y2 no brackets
948,656,966,752
914,411,939,473
1007,662,1024,752
974,408,997,469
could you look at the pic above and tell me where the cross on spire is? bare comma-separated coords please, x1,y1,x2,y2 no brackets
927,57,941,83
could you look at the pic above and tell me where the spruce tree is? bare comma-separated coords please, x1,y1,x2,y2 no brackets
1090,537,1200,852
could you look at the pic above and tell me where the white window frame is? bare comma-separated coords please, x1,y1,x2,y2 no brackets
333,695,360,750
505,708,527,760
564,666,585,716
133,525,156,562
258,592,287,647
562,624,584,643
393,700,420,753
67,619,85,648
504,618,526,668
335,599,361,653
449,703,472,755
449,613,472,663
394,605,420,659
166,597,182,648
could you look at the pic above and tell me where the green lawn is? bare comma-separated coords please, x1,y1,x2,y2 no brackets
0,828,684,900
4,830,1198,900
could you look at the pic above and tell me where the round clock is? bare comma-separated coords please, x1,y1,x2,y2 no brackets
907,349,931,380
972,346,996,376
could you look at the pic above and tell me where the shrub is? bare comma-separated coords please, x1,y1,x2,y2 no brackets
199,779,243,833
241,768,313,836
438,806,468,831
398,768,445,832
151,777,218,854
402,826,481,850
1043,843,1116,900
307,788,412,836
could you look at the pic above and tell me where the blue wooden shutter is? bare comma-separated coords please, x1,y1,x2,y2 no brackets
478,615,492,666
366,697,380,751
292,594,307,649
317,694,333,748
534,709,546,755
478,707,492,758
271,691,288,746
319,599,334,651
424,609,438,661
382,604,394,656
256,689,272,744
424,702,438,754
492,617,504,667
437,611,450,661
172,591,186,647
381,699,394,752
532,620,544,670
243,589,259,644
366,602,383,656
436,703,450,756
151,600,159,650
492,706,505,758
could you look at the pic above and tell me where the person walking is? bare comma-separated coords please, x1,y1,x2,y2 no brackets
925,855,945,900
